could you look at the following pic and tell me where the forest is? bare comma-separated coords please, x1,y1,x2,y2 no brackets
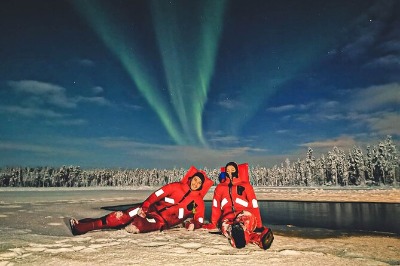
1,136,398,188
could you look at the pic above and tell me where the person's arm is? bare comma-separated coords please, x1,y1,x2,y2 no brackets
185,199,205,230
244,183,263,228
140,183,174,215
209,187,222,228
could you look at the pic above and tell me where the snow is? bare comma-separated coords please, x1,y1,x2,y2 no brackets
0,187,399,265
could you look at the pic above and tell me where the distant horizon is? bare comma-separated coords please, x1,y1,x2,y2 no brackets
1,135,397,171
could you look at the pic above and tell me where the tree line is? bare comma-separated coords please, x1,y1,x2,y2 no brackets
1,136,398,188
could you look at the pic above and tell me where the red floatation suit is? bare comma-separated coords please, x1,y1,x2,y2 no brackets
209,163,273,249
72,166,213,234
210,163,263,228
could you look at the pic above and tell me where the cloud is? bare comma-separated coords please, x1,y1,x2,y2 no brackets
299,135,357,150
279,83,399,140
0,135,316,169
45,118,87,126
267,101,337,114
0,141,81,156
78,59,95,67
123,103,143,110
351,83,400,111
92,86,104,94
365,54,400,68
365,112,400,136
8,80,77,109
207,131,241,145
5,79,114,121
339,0,400,68
267,104,296,112
217,97,243,109
8,80,112,108
276,129,289,134
96,137,269,168
206,131,264,151
8,80,63,95
76,96,111,106
270,100,340,122
0,105,64,118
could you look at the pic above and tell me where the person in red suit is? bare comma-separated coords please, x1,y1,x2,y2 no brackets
204,162,273,249
69,166,213,235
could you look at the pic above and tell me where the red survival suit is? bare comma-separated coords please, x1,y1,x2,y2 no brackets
211,163,263,228
72,166,213,235
208,163,273,249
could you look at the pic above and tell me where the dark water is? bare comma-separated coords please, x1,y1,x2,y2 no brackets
205,201,400,236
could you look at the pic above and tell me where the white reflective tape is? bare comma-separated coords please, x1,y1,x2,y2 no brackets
235,198,248,207
146,218,156,223
198,217,204,223
128,207,139,217
155,189,164,197
178,208,184,219
164,197,175,204
221,198,228,209
213,199,218,208
252,199,258,208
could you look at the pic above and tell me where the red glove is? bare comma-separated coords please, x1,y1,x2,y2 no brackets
184,221,195,231
254,226,265,233
137,207,146,218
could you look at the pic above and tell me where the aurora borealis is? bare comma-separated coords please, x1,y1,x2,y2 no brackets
73,0,226,146
0,0,399,168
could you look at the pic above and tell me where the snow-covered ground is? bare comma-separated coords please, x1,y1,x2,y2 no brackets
0,187,399,265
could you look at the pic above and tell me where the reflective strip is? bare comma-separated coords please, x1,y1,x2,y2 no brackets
178,208,184,219
213,199,218,208
146,218,156,223
155,189,164,197
252,199,258,208
198,217,204,223
128,207,139,217
221,198,228,208
164,197,175,204
235,198,248,207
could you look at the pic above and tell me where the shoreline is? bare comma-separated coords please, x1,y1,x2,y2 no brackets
1,186,399,203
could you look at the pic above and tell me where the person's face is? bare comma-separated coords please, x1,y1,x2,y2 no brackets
226,165,237,179
190,175,203,191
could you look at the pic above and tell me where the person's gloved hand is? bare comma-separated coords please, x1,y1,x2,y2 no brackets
184,222,195,231
254,226,265,233
218,172,227,183
137,207,146,218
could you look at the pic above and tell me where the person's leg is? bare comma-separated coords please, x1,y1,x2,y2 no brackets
235,210,274,249
220,219,232,238
70,216,108,235
248,227,274,250
70,207,137,235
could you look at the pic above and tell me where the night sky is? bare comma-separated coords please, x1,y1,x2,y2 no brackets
1,0,399,169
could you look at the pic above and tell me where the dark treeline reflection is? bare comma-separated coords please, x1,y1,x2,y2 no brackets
256,201,400,234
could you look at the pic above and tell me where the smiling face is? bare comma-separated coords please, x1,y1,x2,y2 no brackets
190,175,203,191
226,165,237,179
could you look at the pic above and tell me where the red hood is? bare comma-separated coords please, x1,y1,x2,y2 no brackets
220,162,249,185
181,165,213,198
